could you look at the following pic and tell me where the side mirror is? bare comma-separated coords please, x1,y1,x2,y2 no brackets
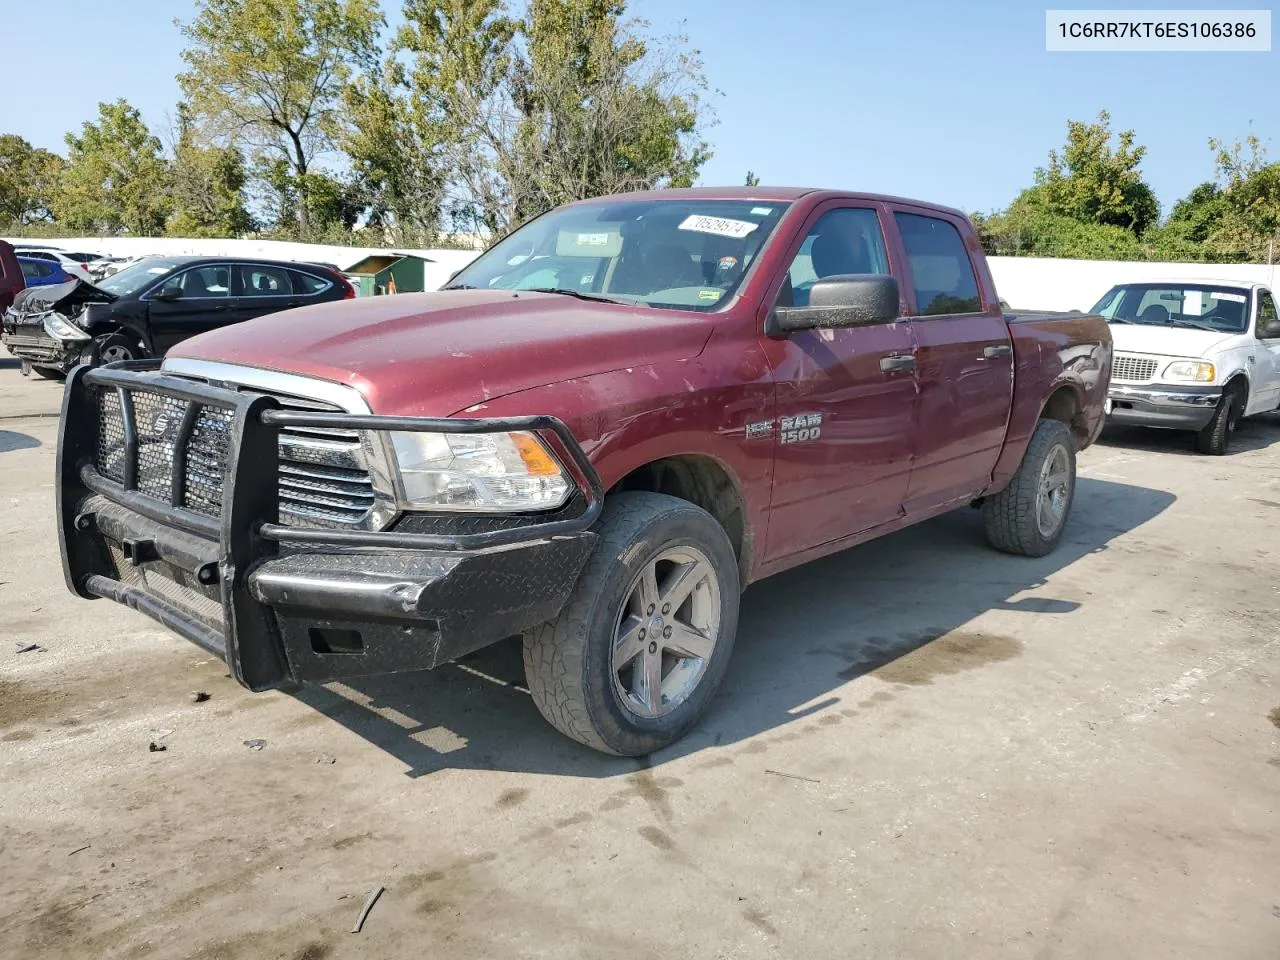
152,286,182,302
768,275,899,338
1260,318,1280,339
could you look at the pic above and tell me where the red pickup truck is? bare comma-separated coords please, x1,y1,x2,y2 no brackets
56,188,1111,755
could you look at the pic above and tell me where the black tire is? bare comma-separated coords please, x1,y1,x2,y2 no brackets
523,491,740,756
86,333,141,367
1195,385,1243,455
982,418,1076,557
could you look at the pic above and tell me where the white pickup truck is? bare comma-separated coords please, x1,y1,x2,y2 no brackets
1092,279,1280,454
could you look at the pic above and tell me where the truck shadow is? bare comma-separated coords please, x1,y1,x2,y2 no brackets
292,476,1175,779
1100,411,1280,455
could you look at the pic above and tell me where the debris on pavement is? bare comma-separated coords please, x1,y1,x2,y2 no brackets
764,769,821,784
315,754,336,765
190,691,211,703
148,742,167,753
243,739,266,751
14,641,44,654
351,885,385,934
67,845,91,857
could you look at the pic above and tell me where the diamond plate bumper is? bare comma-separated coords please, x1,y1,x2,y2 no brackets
58,362,603,689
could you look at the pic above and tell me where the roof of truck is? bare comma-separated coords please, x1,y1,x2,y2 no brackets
567,186,968,218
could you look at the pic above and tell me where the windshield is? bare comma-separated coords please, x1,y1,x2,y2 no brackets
446,199,790,312
1091,283,1251,333
96,258,184,297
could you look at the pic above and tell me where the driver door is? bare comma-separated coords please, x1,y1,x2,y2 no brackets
1253,288,1280,413
146,264,234,353
758,203,918,562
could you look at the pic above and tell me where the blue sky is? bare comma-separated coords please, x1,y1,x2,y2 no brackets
1,0,1274,217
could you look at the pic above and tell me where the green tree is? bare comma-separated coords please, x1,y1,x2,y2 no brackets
167,108,255,237
395,0,712,237
340,63,444,245
177,0,383,236
0,135,64,227
1205,134,1280,261
1034,110,1158,235
54,100,170,235
743,170,760,187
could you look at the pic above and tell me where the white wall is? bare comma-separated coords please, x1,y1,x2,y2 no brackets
9,236,1278,312
988,256,1280,312
3,236,482,292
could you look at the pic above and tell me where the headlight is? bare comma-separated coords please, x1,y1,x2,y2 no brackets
43,315,89,341
1163,360,1215,382
389,430,571,511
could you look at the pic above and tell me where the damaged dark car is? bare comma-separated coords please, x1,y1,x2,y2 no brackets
1,256,356,378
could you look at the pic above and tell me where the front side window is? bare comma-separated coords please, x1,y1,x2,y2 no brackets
237,264,292,296
446,199,790,312
1091,284,1249,333
1257,290,1278,338
158,265,231,298
895,213,982,316
779,207,890,307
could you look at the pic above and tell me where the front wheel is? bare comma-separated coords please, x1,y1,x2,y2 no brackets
982,418,1076,557
85,333,142,367
523,491,740,756
1195,386,1242,455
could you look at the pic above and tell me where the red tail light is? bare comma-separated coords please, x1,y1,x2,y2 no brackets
331,270,356,299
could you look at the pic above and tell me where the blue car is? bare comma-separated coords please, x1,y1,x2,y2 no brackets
18,256,73,287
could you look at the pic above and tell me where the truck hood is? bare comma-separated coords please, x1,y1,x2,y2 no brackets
8,278,115,317
168,289,716,416
1108,322,1235,358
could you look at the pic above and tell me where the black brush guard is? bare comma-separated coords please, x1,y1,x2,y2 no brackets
57,362,603,690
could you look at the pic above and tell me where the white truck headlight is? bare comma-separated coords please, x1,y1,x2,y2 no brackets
389,431,571,511
1163,360,1215,382
43,315,89,341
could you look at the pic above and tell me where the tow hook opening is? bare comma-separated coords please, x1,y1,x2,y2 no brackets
309,626,365,655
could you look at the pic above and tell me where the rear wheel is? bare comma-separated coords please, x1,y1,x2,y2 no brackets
982,418,1076,557
523,491,739,756
1195,385,1242,455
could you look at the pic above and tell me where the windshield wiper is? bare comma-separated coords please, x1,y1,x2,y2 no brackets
1169,319,1218,332
441,283,477,290
1107,317,1131,324
525,287,637,306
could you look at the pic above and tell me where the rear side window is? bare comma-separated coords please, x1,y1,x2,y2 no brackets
292,271,332,295
238,264,292,296
895,213,982,316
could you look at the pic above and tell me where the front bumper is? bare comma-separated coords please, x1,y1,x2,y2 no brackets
1,320,79,369
58,363,603,690
1106,383,1221,430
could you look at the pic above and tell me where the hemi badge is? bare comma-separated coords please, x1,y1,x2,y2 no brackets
745,420,774,439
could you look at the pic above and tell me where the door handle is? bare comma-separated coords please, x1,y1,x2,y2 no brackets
983,344,1012,359
880,354,916,373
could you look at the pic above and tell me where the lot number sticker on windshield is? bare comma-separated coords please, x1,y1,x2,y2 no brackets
678,215,759,239
1213,292,1247,303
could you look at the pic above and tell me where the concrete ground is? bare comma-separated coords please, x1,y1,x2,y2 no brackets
0,356,1277,959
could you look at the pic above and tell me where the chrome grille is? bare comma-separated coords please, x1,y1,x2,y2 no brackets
1113,354,1157,382
92,386,376,528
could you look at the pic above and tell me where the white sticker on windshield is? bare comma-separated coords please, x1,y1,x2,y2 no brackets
750,206,773,215
678,215,759,239
577,232,612,247
1213,292,1247,303
146,267,168,274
